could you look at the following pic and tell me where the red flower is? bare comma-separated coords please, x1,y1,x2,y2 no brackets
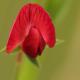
6,3,56,58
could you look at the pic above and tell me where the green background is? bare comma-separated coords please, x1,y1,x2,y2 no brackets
0,0,80,80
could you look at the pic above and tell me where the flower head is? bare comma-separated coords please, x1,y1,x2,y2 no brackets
6,3,56,58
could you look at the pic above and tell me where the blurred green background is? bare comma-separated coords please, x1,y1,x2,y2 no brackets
0,0,80,80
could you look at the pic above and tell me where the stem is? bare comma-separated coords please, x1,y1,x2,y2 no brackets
0,47,6,53
56,39,64,46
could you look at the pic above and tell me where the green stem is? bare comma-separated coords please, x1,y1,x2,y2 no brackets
56,39,64,46
0,47,6,53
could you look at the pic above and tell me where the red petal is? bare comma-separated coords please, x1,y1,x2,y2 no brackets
38,36,45,55
30,4,56,47
6,5,31,53
6,3,56,53
21,28,40,58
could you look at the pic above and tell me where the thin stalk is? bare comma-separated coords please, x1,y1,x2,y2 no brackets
0,47,6,53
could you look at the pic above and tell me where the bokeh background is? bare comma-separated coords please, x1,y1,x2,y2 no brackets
0,0,80,80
